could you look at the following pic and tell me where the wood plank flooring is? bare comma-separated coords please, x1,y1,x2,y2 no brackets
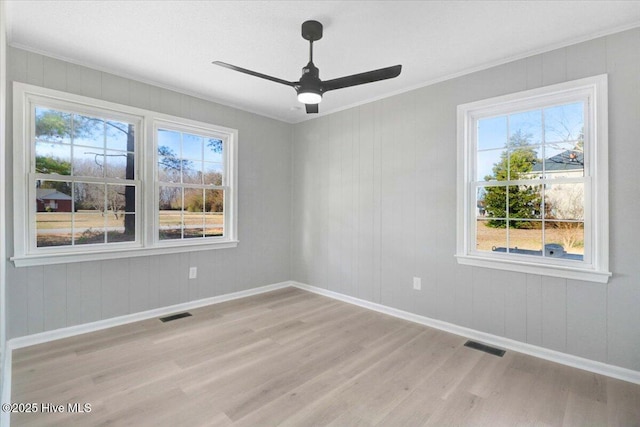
10,287,640,426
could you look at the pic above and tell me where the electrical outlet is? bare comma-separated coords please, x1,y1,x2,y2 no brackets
413,277,421,290
189,267,197,279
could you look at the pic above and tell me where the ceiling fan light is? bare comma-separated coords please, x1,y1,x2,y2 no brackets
297,91,322,104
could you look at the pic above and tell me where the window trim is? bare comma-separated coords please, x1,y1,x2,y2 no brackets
456,75,611,283
12,82,238,267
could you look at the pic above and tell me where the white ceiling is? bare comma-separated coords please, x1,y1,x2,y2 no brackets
6,1,640,123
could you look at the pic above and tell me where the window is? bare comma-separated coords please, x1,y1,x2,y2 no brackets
31,106,140,249
12,83,238,266
155,122,228,242
456,75,610,283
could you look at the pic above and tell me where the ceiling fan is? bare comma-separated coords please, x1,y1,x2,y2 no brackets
213,20,402,114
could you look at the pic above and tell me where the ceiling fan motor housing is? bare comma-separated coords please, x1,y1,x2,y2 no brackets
298,62,323,97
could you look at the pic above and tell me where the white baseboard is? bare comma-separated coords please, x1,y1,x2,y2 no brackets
7,281,291,350
290,281,640,385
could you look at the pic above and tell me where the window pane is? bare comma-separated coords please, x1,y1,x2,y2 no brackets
182,133,203,160
104,150,129,179
160,215,181,240
35,107,71,144
74,183,105,212
159,186,182,240
184,188,204,239
480,185,506,225
509,110,542,145
508,220,542,255
35,173,73,247
106,212,136,243
544,221,584,260
543,142,584,178
157,129,181,158
106,185,136,242
182,161,203,184
73,114,105,148
105,120,131,152
74,217,105,245
158,156,181,182
205,189,224,213
508,185,542,220
476,150,507,181
476,187,487,218
478,116,507,150
204,138,223,163
73,146,104,177
545,183,584,220
476,219,506,252
36,213,72,247
544,102,584,144
203,163,224,185
106,184,135,214
36,182,72,213
205,190,224,237
184,188,204,213
159,186,181,210
183,217,204,239
35,142,71,175
205,214,224,237
508,145,540,180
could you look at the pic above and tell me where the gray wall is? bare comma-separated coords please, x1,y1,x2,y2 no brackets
291,29,640,372
5,29,640,374
5,47,292,339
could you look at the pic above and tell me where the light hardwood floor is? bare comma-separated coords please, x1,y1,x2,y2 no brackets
10,287,640,426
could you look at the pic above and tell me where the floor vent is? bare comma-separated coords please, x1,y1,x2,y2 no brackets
464,340,506,357
159,312,192,323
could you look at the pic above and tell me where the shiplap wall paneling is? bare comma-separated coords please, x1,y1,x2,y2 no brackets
540,277,567,353
5,46,292,340
128,257,151,314
605,28,640,372
356,103,376,303
26,266,44,335
502,270,527,343
66,262,102,326
471,267,505,337
412,84,449,321
101,259,132,319
566,280,607,362
525,274,543,347
608,29,640,372
292,28,640,372
6,265,27,338
326,112,344,296
379,95,412,312
43,264,67,331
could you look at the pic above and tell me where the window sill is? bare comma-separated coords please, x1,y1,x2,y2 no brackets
11,240,239,267
455,254,611,283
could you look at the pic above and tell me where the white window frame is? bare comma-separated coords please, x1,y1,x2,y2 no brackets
12,82,238,267
456,75,611,283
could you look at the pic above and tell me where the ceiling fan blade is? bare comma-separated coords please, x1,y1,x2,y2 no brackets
305,104,319,114
212,61,297,87
323,64,402,92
